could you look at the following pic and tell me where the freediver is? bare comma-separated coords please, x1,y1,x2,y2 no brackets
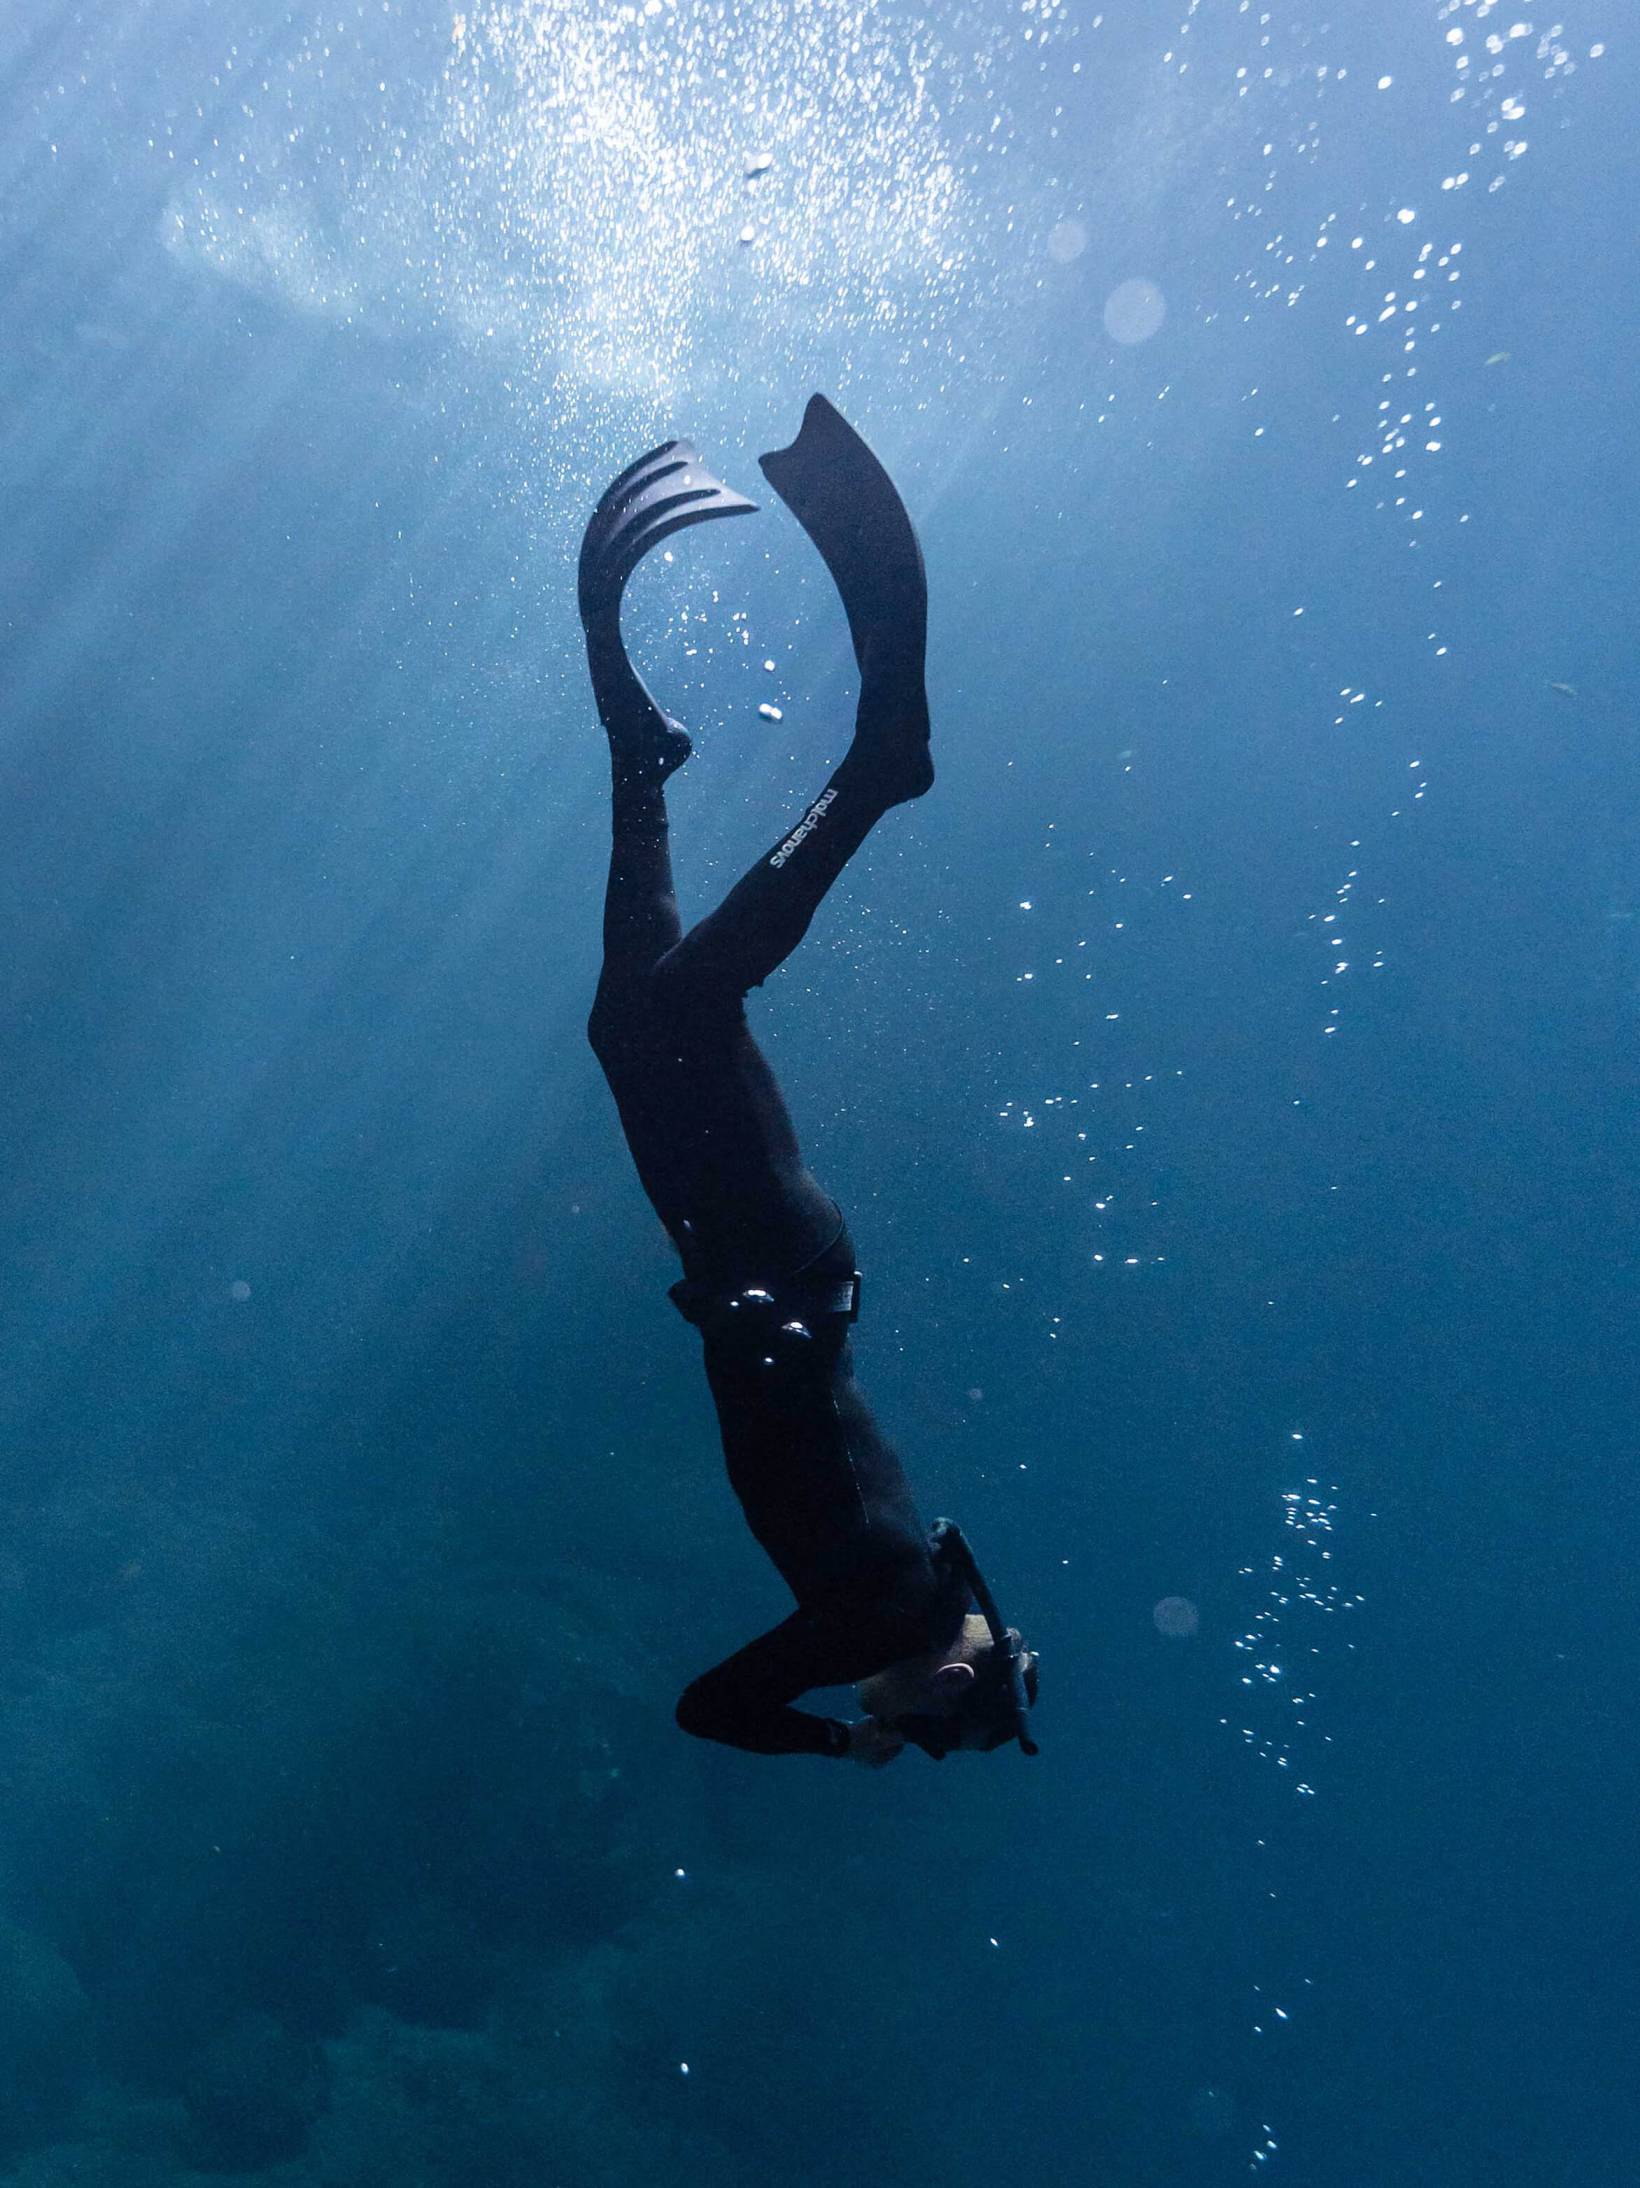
579,394,1037,1765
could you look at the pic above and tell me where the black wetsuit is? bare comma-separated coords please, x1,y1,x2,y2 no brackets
587,739,962,1756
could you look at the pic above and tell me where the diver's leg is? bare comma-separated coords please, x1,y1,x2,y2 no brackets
589,754,842,1263
579,435,757,994
596,763,683,989
580,431,842,1266
649,710,921,1012
650,394,931,1011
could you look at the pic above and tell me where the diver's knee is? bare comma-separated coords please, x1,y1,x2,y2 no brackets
674,1676,728,1744
645,955,699,1025
585,990,627,1061
648,948,747,1029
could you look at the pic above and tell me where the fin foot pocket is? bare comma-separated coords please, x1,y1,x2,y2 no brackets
614,717,694,786
838,708,934,808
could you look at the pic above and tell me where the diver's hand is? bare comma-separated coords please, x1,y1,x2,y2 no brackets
846,1719,906,1769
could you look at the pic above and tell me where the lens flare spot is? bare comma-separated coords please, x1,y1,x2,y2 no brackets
1103,278,1166,344
1153,1595,1200,1637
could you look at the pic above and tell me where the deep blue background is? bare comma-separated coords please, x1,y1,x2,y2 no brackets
1,2,1634,2182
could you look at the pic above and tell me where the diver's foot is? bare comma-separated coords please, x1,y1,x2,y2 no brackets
587,630,694,784
610,717,693,788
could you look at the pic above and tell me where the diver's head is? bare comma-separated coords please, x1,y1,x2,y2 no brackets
856,1614,1039,1756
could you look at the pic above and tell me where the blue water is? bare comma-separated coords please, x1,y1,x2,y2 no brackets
2,2,1635,2181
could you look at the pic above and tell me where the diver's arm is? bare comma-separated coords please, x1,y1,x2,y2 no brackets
674,1611,857,1758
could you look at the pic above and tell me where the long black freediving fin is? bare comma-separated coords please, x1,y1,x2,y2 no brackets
578,438,758,636
578,436,758,780
758,394,928,699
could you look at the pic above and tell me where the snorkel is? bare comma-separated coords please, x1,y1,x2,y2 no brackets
891,1519,1040,1759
